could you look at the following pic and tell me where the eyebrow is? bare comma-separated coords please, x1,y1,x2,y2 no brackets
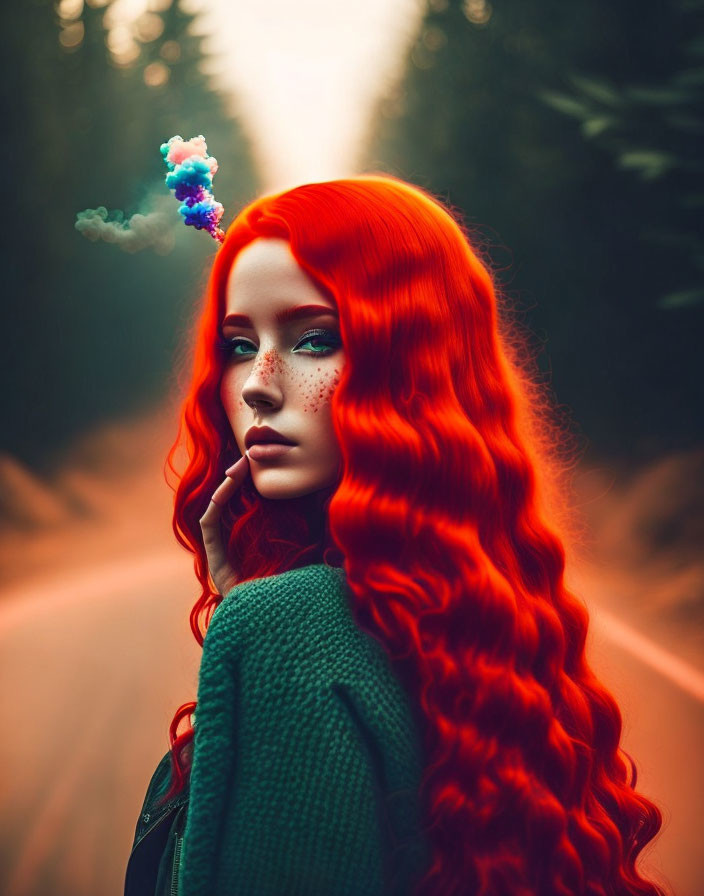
221,303,339,329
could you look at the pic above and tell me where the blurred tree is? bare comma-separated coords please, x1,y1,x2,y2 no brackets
539,0,704,310
362,0,704,461
2,0,259,470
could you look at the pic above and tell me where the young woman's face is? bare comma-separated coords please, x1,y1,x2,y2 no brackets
219,237,344,500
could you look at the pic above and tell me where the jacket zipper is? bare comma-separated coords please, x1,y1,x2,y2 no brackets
124,800,188,896
131,797,187,854
170,832,183,896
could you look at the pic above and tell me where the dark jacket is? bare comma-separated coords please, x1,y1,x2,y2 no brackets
124,750,189,896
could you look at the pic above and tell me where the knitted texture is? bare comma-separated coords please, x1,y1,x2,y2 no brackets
179,562,430,896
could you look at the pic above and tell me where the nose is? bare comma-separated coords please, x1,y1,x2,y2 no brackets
241,347,285,411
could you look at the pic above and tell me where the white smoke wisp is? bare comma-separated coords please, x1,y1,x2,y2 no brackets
74,194,177,255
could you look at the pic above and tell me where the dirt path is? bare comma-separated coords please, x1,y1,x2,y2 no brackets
0,411,700,895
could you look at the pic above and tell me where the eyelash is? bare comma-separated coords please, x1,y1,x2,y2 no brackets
216,328,341,360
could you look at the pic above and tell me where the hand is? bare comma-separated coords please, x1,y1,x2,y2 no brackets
199,454,251,597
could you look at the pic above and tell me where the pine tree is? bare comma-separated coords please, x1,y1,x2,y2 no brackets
363,0,704,459
3,0,260,467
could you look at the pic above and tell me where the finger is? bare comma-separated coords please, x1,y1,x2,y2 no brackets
199,455,250,574
210,456,250,506
210,476,237,507
199,497,229,582
225,453,250,483
199,454,249,537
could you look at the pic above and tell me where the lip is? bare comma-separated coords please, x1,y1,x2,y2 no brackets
245,425,297,450
247,443,296,461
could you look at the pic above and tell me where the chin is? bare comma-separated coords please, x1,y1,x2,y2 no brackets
250,470,324,501
250,465,340,501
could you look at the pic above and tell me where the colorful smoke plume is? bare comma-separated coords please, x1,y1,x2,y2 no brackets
160,134,225,243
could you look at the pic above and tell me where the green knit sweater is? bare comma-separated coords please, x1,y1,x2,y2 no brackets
178,562,430,896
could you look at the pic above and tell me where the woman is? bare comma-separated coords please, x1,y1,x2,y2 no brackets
124,175,665,895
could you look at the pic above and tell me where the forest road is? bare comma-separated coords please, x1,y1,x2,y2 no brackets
0,550,700,896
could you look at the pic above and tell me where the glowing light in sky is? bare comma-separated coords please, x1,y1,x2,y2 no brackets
182,0,423,190
73,0,422,188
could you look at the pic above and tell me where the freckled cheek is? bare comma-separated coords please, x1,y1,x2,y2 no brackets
219,354,343,418
300,365,342,414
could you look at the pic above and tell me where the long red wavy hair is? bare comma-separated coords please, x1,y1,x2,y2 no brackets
159,175,665,895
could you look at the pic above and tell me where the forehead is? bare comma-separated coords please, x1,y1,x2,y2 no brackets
225,237,334,313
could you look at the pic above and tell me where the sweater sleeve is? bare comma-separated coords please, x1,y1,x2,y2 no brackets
179,564,415,896
177,588,241,896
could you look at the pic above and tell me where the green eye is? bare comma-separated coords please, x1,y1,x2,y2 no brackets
294,329,342,354
216,337,256,357
216,328,341,360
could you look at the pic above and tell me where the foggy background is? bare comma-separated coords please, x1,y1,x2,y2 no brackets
1,0,702,894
